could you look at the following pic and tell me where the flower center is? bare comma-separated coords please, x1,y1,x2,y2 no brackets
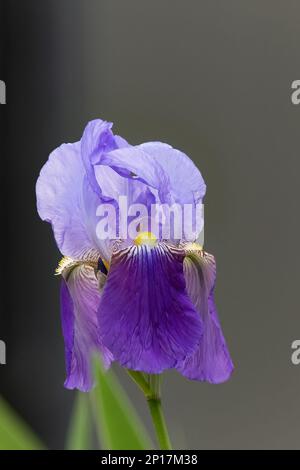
134,231,157,247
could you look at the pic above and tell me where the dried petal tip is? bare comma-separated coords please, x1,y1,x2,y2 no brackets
55,256,77,276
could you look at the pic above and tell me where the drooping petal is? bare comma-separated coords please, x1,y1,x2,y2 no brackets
60,261,112,392
98,243,202,373
36,142,105,259
177,249,233,383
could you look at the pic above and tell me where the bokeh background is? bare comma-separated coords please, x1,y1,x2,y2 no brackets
1,0,300,449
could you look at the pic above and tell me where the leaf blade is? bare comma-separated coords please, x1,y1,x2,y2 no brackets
66,392,92,450
0,395,45,450
92,361,152,450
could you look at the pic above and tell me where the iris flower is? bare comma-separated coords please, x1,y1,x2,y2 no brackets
36,119,233,392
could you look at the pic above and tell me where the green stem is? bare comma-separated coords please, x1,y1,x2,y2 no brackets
147,397,172,450
148,374,161,399
127,371,172,450
127,370,151,397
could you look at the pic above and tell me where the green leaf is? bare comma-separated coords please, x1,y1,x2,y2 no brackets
91,360,152,450
66,392,92,450
0,395,45,450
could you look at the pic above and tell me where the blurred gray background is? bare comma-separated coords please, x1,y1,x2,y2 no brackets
1,0,300,449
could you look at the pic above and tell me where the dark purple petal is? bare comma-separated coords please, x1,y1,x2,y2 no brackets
177,251,234,383
60,280,74,383
98,243,202,373
60,263,112,392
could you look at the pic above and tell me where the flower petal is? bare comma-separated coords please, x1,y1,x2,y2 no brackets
177,250,234,383
80,120,157,243
100,141,206,205
60,262,112,392
81,119,118,198
139,142,206,205
81,119,132,201
98,243,202,373
36,141,105,259
94,164,156,207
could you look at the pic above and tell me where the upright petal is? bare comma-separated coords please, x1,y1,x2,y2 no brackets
98,243,202,373
94,164,156,208
100,141,206,205
36,142,104,259
81,119,118,198
139,142,206,205
177,249,233,383
97,142,206,241
80,120,156,243
81,119,131,200
60,260,112,392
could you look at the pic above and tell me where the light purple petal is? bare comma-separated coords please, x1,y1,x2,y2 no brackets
100,146,164,193
177,250,234,383
60,262,112,392
81,119,131,200
98,243,202,373
36,141,105,259
94,164,156,207
139,142,206,205
80,120,156,241
81,119,118,198
100,141,206,205
114,134,131,148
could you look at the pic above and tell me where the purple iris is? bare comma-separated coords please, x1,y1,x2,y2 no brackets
36,119,233,392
